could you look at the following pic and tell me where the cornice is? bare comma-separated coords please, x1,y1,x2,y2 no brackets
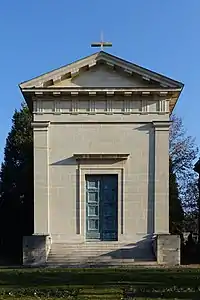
22,87,181,97
31,121,50,131
152,121,171,131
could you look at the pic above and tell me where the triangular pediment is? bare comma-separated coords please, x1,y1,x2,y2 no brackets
52,64,152,88
19,51,183,90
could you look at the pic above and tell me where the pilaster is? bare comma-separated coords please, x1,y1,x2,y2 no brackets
153,121,171,234
32,121,50,234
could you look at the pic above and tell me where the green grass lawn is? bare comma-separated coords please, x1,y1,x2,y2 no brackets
0,267,199,299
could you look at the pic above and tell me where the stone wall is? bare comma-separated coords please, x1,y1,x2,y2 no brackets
23,235,52,266
154,234,180,265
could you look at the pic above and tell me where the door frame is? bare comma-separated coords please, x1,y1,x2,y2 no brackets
78,166,124,242
85,174,118,241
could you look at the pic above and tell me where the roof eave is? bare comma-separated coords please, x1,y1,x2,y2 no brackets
99,51,184,89
19,51,184,90
169,86,184,114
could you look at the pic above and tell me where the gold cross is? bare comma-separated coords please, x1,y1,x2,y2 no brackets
91,32,112,50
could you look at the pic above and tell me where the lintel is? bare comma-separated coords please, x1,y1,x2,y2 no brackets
73,153,129,160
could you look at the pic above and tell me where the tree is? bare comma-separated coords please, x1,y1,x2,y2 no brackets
169,114,198,197
169,114,199,232
183,178,199,213
0,103,33,262
181,176,199,233
169,158,184,233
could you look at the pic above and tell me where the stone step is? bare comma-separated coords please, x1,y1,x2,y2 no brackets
49,254,152,259
50,253,120,258
51,244,148,248
49,250,139,256
46,259,157,267
51,242,134,245
48,256,155,261
50,250,123,254
48,241,155,266
50,248,133,253
51,242,151,246
48,255,155,261
52,242,127,245
49,251,154,257
49,257,118,262
51,244,129,249
50,247,127,251
50,245,148,251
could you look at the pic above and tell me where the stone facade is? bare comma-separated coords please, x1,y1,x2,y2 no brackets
20,51,183,265
155,234,181,265
31,119,171,244
23,235,52,266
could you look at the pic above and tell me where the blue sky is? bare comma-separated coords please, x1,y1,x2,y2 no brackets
0,1,199,163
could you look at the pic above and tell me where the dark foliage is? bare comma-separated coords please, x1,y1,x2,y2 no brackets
0,103,33,263
169,158,184,233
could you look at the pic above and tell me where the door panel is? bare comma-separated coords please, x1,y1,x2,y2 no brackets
100,175,118,241
86,176,100,239
86,175,118,241
88,205,99,216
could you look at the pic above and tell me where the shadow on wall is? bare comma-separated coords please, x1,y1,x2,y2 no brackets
134,124,155,235
50,157,77,166
50,157,80,235
147,126,155,234
51,157,125,166
76,169,80,235
99,235,155,262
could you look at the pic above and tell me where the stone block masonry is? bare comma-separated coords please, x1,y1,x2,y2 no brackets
155,234,180,265
23,235,52,266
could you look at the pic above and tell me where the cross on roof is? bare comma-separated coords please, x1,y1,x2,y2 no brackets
91,32,112,51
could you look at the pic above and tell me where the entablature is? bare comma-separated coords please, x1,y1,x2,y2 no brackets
22,87,180,115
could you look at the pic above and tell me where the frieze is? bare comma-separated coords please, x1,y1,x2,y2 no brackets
33,96,169,115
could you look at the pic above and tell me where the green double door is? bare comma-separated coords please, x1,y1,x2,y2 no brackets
86,175,118,241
